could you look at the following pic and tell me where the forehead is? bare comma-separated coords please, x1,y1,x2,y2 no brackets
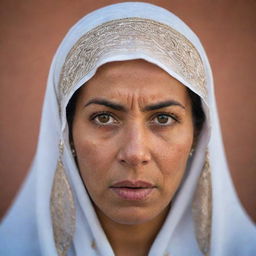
77,60,189,104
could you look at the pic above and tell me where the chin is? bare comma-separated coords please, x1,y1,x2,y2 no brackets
106,206,167,226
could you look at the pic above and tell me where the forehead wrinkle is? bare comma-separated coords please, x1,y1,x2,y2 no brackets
104,88,184,113
109,89,142,111
84,60,190,112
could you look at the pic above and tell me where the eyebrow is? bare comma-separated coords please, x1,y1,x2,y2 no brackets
143,100,185,111
84,98,185,111
84,98,126,111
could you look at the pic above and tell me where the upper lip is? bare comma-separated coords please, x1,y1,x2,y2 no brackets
110,180,155,188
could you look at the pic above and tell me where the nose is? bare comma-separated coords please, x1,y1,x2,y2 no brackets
117,125,151,167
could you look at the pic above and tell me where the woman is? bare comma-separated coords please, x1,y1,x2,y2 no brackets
0,2,255,256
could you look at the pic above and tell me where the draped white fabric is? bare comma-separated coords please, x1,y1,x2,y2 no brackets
1,2,256,256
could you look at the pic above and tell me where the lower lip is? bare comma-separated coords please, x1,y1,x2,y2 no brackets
111,187,154,200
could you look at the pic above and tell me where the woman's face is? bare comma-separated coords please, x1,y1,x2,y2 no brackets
72,60,194,226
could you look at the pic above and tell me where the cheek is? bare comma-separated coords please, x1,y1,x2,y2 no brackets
157,126,193,164
160,144,189,179
156,133,193,189
75,137,101,167
73,121,110,166
73,131,117,188
74,139,108,201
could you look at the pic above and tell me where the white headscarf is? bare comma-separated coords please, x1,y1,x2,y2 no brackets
1,2,255,256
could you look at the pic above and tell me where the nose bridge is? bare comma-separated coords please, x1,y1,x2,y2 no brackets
118,120,151,166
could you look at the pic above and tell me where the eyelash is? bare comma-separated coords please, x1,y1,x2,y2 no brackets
150,112,179,126
90,111,119,127
89,111,179,127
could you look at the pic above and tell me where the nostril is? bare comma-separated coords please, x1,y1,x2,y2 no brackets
118,158,149,166
119,159,149,165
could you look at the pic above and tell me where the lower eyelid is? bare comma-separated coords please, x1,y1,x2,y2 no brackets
153,119,174,125
91,113,121,126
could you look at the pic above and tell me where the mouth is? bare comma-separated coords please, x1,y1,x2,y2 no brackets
110,180,156,201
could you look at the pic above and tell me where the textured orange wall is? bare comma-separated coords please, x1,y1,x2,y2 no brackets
0,0,255,221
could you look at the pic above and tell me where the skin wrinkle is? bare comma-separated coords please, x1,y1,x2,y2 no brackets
72,59,194,256
84,98,185,113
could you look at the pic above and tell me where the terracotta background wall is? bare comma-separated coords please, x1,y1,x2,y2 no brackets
0,0,255,221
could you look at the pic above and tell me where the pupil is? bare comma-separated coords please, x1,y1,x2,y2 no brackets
158,115,168,123
99,114,109,123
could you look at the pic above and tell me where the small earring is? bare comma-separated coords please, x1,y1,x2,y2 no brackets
189,148,195,157
71,148,76,157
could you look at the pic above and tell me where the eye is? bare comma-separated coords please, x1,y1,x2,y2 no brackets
151,113,176,126
91,112,118,126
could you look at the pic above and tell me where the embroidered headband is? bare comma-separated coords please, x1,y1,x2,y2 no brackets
58,18,207,103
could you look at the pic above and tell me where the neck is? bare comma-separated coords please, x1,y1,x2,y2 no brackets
96,207,169,256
